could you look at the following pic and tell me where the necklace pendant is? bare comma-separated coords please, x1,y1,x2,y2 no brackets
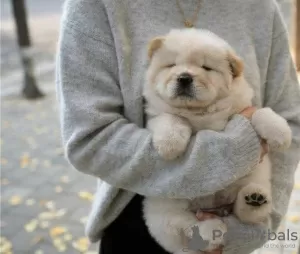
184,20,194,28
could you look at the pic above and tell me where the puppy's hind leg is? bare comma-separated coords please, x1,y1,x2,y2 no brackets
234,157,272,224
143,198,197,253
143,198,226,254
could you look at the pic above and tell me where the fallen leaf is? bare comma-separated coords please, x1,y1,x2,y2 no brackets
57,245,67,252
55,147,64,155
53,238,62,246
35,250,44,254
45,201,55,211
38,209,66,220
55,186,63,193
39,212,56,220
26,199,36,206
287,215,300,223
56,209,67,218
30,158,39,169
39,200,50,207
20,153,30,168
0,237,12,253
78,191,94,202
60,175,70,183
63,234,72,241
9,195,22,205
80,216,88,224
50,227,67,237
72,237,89,252
39,221,50,229
53,238,67,252
25,219,38,232
43,160,51,168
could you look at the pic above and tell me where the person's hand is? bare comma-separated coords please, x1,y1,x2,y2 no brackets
196,211,223,254
239,106,269,162
239,106,257,119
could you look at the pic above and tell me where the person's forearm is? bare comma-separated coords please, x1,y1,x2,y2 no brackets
65,111,260,199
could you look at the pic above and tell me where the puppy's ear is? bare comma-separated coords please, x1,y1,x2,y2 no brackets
148,37,165,59
227,51,244,78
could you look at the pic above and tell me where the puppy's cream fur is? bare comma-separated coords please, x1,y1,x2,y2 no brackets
142,29,292,254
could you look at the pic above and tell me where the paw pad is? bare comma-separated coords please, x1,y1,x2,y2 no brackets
245,193,268,207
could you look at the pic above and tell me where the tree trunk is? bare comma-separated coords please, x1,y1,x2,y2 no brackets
11,0,44,99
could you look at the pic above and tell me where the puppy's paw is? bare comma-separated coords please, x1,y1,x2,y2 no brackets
245,192,268,207
184,219,227,252
153,123,192,160
251,108,292,151
234,183,272,224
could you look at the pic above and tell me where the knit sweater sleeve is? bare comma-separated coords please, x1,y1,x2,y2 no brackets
222,4,300,254
56,0,261,199
264,5,300,232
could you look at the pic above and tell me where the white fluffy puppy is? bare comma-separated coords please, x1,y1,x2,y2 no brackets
142,29,292,254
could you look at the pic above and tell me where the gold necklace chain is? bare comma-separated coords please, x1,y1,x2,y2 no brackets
176,0,201,28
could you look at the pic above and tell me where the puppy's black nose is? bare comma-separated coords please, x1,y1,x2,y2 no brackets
177,73,193,86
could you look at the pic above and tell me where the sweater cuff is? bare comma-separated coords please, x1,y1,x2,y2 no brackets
226,114,261,174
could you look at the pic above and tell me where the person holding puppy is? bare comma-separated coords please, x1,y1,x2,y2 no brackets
56,0,300,254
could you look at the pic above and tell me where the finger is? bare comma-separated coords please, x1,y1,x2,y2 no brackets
239,106,257,119
196,210,204,219
196,212,218,221
261,139,268,152
263,142,269,154
196,211,213,219
198,213,218,220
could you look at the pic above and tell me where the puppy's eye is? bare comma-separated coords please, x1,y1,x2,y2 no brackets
166,64,176,68
202,66,213,71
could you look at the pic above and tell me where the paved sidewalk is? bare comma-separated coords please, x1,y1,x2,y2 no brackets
1,92,99,253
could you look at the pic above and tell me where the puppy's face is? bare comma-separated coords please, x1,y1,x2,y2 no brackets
146,29,243,109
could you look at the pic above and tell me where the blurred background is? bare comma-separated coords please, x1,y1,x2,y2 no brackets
0,0,299,254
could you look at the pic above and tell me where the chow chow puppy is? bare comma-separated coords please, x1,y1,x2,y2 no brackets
142,29,292,254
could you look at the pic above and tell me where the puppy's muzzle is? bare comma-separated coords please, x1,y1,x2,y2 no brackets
176,73,194,98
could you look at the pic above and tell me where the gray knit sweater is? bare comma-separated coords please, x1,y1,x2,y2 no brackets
56,0,300,253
